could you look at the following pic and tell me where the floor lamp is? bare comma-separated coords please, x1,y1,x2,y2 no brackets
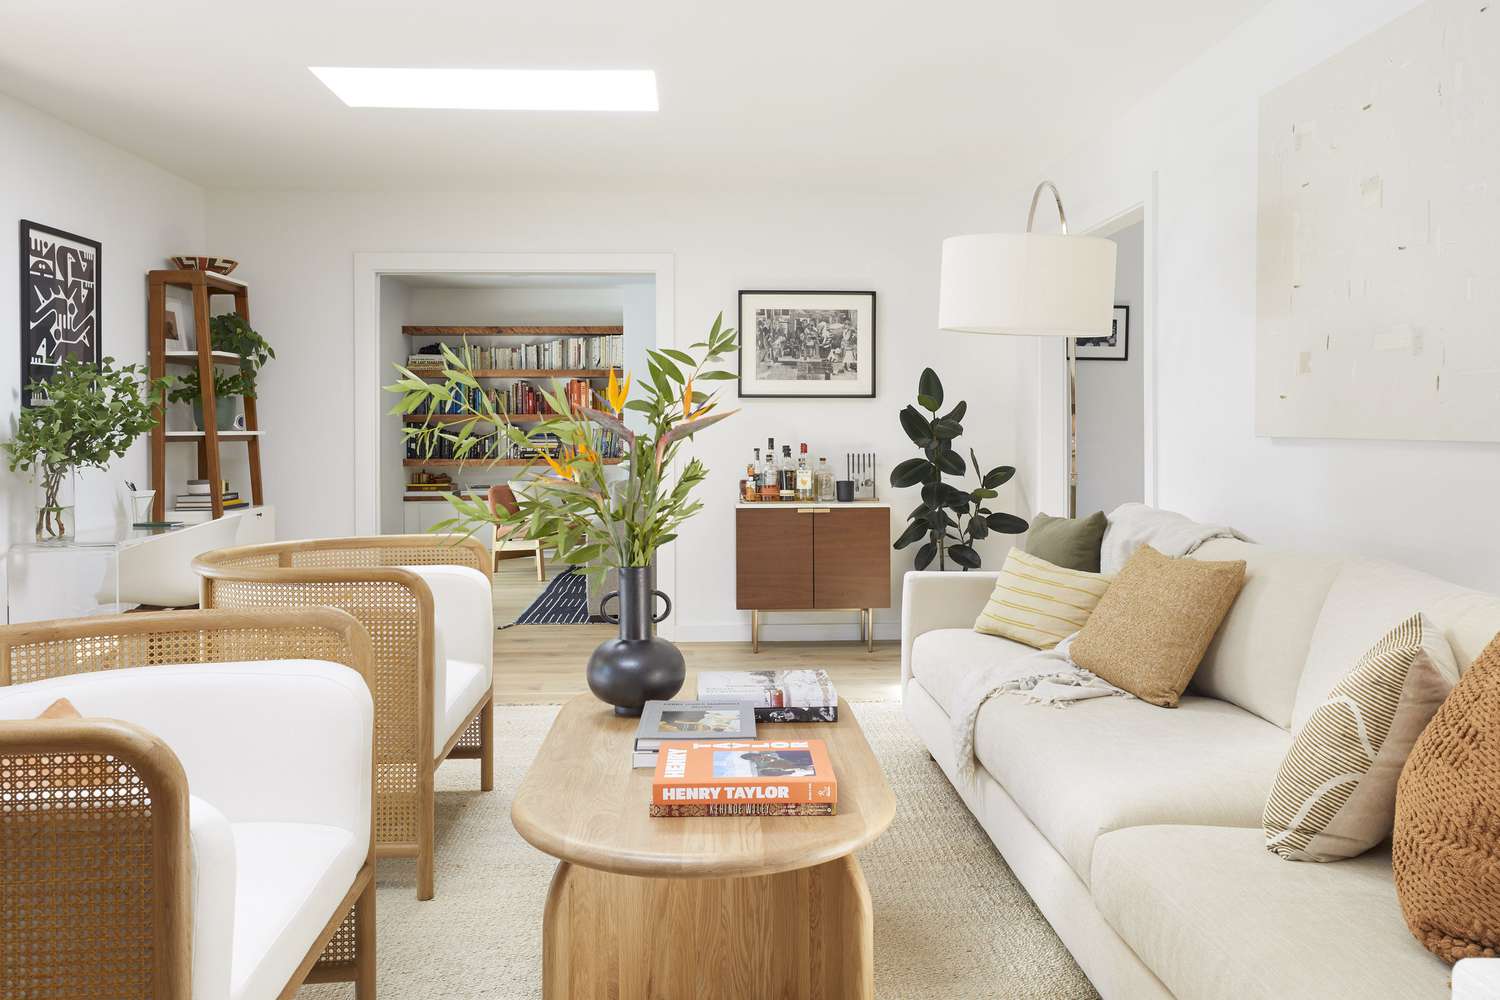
937,181,1117,517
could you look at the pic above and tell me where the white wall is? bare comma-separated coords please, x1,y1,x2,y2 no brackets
0,92,205,608
1025,0,1500,590
377,277,410,534
1075,220,1145,515
206,188,1025,640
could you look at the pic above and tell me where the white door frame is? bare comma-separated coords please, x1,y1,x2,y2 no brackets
351,250,677,634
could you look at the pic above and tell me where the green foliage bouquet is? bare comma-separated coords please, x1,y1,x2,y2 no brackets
5,357,167,541
385,314,739,574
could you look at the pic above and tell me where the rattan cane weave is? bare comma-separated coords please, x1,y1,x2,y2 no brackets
0,608,377,999
1392,632,1500,963
194,534,493,901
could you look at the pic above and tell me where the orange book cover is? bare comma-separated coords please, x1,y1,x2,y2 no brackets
651,739,837,807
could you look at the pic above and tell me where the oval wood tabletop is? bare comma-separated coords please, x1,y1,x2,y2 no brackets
512,694,896,879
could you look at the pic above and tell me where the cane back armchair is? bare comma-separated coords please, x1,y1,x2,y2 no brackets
193,534,494,901
0,608,377,1000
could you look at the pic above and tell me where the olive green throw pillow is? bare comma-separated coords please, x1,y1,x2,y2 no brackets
1024,511,1108,573
1070,544,1246,707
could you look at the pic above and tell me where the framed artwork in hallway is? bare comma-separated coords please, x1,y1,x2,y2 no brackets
19,220,102,406
737,289,876,397
1077,304,1128,361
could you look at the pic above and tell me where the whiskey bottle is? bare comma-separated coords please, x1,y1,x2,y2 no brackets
796,443,814,501
779,445,796,501
760,441,780,501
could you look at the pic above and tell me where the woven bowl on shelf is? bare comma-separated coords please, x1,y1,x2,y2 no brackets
170,255,239,275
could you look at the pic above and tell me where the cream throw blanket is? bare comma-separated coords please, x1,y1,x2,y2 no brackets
949,503,1248,781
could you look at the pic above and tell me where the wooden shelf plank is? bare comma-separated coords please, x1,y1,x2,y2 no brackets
403,325,623,337
409,368,618,379
403,458,624,468
164,430,263,441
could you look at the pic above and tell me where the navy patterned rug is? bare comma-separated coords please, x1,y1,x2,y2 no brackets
505,568,594,627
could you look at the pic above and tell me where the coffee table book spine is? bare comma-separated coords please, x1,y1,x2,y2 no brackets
650,803,837,818
650,739,838,808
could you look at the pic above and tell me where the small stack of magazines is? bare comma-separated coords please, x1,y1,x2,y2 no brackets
696,669,839,723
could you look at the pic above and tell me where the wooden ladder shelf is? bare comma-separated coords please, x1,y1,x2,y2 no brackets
147,269,265,520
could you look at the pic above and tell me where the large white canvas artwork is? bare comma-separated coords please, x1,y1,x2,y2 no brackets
1256,0,1500,442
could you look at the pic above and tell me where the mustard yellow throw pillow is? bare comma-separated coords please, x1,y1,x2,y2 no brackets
974,549,1112,649
1070,544,1246,707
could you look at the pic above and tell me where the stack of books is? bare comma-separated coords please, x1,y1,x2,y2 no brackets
650,738,838,817
632,700,756,769
176,491,247,510
697,669,839,723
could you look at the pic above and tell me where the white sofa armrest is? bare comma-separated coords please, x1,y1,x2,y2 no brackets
402,564,494,668
188,794,236,1000
900,570,1000,688
0,661,373,839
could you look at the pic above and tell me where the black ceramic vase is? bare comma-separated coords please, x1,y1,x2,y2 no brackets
586,564,685,716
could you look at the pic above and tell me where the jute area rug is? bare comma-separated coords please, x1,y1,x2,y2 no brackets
300,702,1096,999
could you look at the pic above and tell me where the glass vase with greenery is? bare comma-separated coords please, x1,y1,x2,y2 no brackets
890,367,1029,570
384,314,739,575
4,357,167,542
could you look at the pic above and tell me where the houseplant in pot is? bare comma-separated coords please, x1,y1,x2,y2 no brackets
387,315,739,715
5,357,167,542
169,368,246,431
170,314,274,431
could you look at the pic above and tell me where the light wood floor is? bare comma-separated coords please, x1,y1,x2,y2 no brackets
490,558,901,704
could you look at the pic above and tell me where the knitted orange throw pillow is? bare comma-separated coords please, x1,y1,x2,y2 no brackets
1392,632,1500,963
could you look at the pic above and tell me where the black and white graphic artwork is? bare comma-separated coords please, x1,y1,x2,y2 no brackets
20,221,101,406
1075,305,1129,361
737,291,875,398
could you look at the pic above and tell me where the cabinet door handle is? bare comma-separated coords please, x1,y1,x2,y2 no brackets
796,508,831,514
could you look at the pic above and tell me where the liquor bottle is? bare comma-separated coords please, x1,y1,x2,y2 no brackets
761,442,780,501
779,445,796,501
796,443,814,501
743,447,761,502
815,457,835,501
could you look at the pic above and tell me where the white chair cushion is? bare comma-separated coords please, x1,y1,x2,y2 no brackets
189,795,237,1000
972,693,1290,884
1187,538,1342,729
1091,825,1451,1000
909,628,1038,716
440,659,490,756
400,564,494,667
229,822,365,1000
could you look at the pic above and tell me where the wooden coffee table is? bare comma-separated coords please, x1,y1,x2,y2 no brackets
512,695,895,1000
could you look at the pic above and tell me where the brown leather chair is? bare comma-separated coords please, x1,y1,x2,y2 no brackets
488,484,545,580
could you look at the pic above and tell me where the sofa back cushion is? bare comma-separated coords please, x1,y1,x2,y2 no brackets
1188,538,1342,729
1295,559,1500,732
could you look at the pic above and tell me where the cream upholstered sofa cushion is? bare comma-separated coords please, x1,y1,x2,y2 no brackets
1091,825,1450,1000
909,627,1038,716
1187,539,1341,728
973,549,1111,649
1264,612,1457,862
970,693,1289,883
403,564,494,755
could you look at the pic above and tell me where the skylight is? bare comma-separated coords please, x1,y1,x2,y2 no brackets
308,67,659,112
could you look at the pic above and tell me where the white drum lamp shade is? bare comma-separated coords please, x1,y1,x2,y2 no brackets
938,232,1117,338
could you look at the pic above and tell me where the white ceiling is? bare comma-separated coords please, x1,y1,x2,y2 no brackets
0,0,1269,192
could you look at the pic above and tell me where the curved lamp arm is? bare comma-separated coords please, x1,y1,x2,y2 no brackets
1025,180,1069,235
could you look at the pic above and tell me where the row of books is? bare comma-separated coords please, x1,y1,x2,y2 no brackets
406,336,622,372
409,379,599,417
638,670,841,819
175,491,248,510
405,426,627,462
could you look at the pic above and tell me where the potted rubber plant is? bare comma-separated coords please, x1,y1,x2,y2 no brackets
5,357,167,542
385,313,739,715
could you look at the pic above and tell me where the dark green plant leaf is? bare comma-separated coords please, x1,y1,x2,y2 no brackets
971,488,998,500
931,419,962,440
986,512,1029,534
890,457,932,488
918,368,943,409
969,518,990,540
914,541,938,571
899,406,933,447
983,466,1017,489
934,449,966,475
893,520,929,549
916,394,941,412
949,543,981,569
941,400,967,424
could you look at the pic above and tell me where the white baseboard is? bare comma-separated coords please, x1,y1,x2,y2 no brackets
673,618,900,644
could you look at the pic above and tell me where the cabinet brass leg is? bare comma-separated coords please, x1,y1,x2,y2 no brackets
866,610,874,653
752,609,760,653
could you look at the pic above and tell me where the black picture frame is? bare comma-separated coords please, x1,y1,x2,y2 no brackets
737,290,876,398
19,219,102,406
1075,305,1129,361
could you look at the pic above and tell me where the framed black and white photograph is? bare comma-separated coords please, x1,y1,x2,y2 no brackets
19,220,101,406
1076,305,1128,361
738,290,875,398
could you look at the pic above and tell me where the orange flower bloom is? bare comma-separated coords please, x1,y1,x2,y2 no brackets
681,378,715,420
606,369,632,416
541,449,576,481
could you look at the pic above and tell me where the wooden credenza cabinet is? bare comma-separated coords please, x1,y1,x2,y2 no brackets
735,503,891,651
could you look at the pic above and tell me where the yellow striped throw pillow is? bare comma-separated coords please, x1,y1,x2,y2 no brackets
974,549,1113,649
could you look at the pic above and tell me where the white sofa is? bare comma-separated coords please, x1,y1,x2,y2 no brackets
901,537,1500,999
0,609,376,1000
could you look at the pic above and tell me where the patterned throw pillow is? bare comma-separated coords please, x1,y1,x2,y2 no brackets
974,549,1112,649
1264,612,1457,862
